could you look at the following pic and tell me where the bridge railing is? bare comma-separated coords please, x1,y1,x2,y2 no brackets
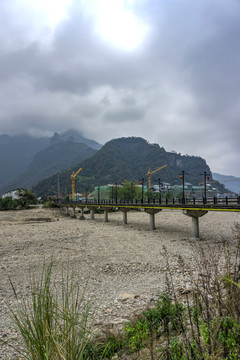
57,196,240,207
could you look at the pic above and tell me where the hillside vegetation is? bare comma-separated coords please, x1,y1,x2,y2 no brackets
5,141,97,191
32,137,224,197
0,130,100,193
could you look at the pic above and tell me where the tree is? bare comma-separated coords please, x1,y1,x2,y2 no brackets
109,180,143,201
0,197,18,210
17,189,37,208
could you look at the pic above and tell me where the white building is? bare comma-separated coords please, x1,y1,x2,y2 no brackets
1,188,24,200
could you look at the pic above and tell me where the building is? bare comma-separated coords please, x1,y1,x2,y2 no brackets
1,188,25,200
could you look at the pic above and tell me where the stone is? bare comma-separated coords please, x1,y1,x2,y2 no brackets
117,293,139,302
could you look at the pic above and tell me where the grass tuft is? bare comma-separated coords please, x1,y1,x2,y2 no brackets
3,262,94,359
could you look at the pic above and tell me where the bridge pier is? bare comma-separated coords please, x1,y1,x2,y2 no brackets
119,208,131,225
104,209,109,222
65,207,70,216
183,210,208,240
71,207,77,218
144,209,162,231
90,208,95,220
79,207,85,220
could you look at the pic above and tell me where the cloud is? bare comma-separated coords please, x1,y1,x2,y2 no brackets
0,0,240,176
104,108,145,123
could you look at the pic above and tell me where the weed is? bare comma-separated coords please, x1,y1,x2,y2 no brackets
2,262,94,359
125,317,149,352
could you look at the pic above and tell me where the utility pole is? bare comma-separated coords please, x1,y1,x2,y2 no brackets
201,171,210,203
115,183,118,204
57,175,60,203
158,178,161,204
98,186,100,204
141,178,144,204
180,171,186,204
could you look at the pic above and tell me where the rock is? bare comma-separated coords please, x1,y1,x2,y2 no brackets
117,293,139,302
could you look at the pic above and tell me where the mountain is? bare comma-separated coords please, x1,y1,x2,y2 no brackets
32,137,223,198
3,142,97,191
213,173,240,194
60,130,102,150
0,130,101,193
0,134,49,189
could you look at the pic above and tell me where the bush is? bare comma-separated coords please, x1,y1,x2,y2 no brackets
0,189,37,210
0,197,18,210
42,200,54,208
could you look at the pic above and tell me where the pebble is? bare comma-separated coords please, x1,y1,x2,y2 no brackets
0,207,239,358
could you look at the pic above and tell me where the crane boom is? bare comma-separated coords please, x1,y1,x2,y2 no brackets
198,181,217,185
223,179,240,182
71,167,82,200
146,165,167,189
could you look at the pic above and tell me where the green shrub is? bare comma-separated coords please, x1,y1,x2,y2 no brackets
42,200,54,208
125,317,149,352
0,197,18,210
0,189,37,210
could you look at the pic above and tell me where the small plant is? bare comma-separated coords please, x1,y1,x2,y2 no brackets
95,334,126,359
2,262,94,359
42,199,54,208
124,294,185,357
125,317,149,352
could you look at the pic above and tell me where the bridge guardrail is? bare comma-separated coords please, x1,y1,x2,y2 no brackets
56,196,240,207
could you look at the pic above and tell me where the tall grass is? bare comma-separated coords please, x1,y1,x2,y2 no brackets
3,262,94,359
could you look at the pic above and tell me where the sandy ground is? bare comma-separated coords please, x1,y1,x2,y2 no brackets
0,205,239,358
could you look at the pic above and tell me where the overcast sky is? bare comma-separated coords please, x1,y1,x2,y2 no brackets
0,0,240,176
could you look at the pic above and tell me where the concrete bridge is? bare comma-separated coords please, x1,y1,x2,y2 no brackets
57,197,240,240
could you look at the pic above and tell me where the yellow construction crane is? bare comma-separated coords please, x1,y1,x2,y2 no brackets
223,179,240,182
198,180,217,185
71,167,82,200
146,165,167,189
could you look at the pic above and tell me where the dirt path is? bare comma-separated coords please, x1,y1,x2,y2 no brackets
0,206,239,358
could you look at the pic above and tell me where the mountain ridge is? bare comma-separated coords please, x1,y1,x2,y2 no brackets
213,172,240,194
32,136,223,198
0,130,101,192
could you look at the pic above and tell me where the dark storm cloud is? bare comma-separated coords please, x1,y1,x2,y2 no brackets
0,0,240,175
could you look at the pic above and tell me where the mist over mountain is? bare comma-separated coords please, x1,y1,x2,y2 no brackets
32,137,221,198
2,142,97,192
0,130,101,193
59,130,102,150
213,173,240,194
0,134,49,189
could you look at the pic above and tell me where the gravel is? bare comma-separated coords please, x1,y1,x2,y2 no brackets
0,206,239,358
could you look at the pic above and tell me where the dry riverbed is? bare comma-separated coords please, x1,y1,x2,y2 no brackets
0,206,239,358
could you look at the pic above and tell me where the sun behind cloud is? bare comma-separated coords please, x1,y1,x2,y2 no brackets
81,0,149,51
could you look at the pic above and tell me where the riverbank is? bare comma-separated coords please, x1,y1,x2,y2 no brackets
0,206,239,358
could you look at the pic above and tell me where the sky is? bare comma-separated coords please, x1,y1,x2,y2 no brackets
0,0,240,176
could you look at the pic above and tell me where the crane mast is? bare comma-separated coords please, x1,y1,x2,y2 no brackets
146,165,167,189
71,167,82,200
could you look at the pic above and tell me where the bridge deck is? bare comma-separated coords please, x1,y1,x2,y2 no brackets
58,201,240,212
57,199,240,239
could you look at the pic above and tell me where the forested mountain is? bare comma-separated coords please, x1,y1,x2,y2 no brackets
32,137,221,197
0,130,101,193
3,142,97,192
0,134,49,189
